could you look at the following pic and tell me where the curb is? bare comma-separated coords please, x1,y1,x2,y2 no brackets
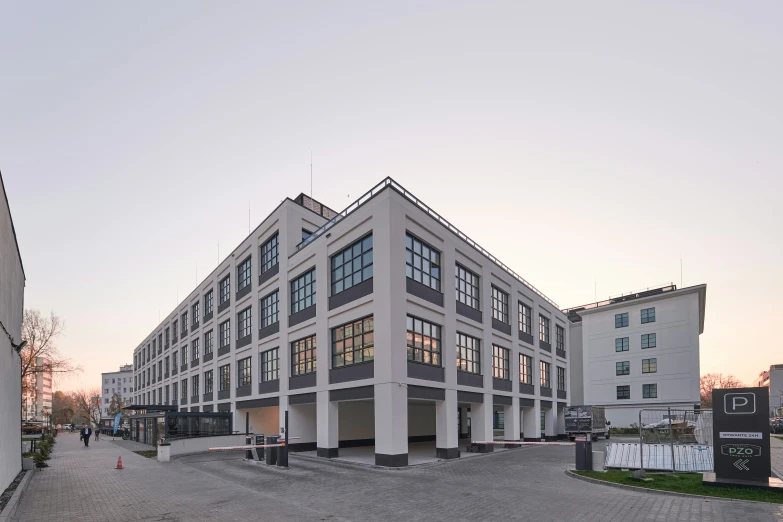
0,468,35,522
564,470,782,506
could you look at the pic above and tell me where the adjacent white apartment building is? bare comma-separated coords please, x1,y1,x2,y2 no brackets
132,179,571,466
755,364,783,416
100,364,134,427
21,357,52,421
565,284,706,427
0,172,25,494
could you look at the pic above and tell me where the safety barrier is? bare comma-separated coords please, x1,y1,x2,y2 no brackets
471,440,576,446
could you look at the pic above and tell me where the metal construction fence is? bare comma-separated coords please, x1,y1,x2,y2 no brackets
605,408,713,472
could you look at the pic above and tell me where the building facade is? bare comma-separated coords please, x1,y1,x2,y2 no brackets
132,179,570,466
21,357,52,422
0,172,25,494
100,364,134,427
755,364,783,416
565,284,706,427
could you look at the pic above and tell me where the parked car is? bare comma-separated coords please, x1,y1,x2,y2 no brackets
770,419,783,433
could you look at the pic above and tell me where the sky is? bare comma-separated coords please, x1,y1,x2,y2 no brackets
1,1,781,392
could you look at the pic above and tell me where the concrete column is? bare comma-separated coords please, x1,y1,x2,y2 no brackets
545,405,558,439
435,389,459,459
374,382,408,466
470,394,494,451
556,406,566,436
503,396,521,445
522,402,542,440
316,391,338,458
459,406,469,439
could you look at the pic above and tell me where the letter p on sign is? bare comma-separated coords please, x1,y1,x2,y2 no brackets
725,393,756,414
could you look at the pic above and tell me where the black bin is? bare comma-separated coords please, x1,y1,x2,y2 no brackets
267,435,279,465
575,438,593,471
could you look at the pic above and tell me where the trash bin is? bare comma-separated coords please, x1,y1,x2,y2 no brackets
278,437,288,467
267,436,279,466
575,438,593,471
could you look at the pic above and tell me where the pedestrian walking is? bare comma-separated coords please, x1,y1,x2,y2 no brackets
95,427,100,441
81,425,92,447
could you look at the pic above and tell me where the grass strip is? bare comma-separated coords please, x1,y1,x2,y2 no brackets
573,470,783,504
133,450,158,459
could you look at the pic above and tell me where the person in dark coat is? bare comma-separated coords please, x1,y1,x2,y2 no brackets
81,425,92,447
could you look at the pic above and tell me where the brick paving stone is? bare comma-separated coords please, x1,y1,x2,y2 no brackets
13,432,783,522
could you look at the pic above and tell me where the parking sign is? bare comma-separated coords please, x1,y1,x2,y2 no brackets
712,387,770,483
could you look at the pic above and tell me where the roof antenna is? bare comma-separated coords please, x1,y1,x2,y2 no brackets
310,151,313,199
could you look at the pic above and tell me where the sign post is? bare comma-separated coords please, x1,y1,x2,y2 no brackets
706,387,782,489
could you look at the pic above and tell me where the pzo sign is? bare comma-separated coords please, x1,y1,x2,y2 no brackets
712,387,770,483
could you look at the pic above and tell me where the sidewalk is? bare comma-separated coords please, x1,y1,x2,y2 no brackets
771,435,783,479
11,432,326,522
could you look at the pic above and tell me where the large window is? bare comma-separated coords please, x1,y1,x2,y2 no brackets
219,364,230,391
172,382,178,401
518,302,532,335
204,330,213,355
192,302,200,325
615,312,629,328
617,385,630,400
615,337,629,352
260,291,279,328
406,315,441,366
455,264,480,310
539,315,550,343
520,354,533,384
260,234,279,273
557,366,566,391
204,290,213,316
237,356,252,387
291,335,316,376
180,347,187,366
643,383,657,398
204,370,213,394
219,275,230,305
164,357,169,375
181,379,187,399
181,312,188,335
172,351,177,370
165,328,170,348
556,325,565,352
492,345,509,380
642,358,657,374
191,375,199,396
219,320,230,349
238,256,252,291
540,360,551,388
291,269,316,314
332,316,374,368
172,320,178,342
456,332,480,374
238,306,252,339
331,234,373,294
641,307,656,324
491,286,509,324
191,338,199,362
261,348,279,382
616,361,630,376
641,333,657,349
405,233,441,291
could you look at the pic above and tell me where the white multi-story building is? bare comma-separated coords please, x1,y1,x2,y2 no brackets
21,357,52,421
565,284,706,427
132,179,571,466
755,364,783,416
100,364,134,427
0,172,25,494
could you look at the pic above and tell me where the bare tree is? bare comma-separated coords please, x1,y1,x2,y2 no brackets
20,309,79,393
72,388,102,427
700,373,745,408
51,391,76,424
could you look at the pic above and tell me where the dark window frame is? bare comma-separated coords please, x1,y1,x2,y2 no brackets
557,366,566,391
455,264,480,310
219,275,231,305
261,347,279,382
204,330,213,355
331,233,373,295
615,312,629,328
617,385,630,400
641,333,657,349
615,337,629,352
260,290,279,328
641,307,656,324
406,315,442,367
540,360,551,388
219,364,231,391
204,369,214,394
204,290,214,316
520,354,533,384
616,361,630,376
191,338,199,362
643,383,657,398
642,358,657,374
238,256,252,291
456,332,481,375
290,268,316,314
491,285,509,324
492,345,510,380
518,302,532,335
237,356,252,387
237,306,252,339
332,316,374,368
539,315,551,343
219,319,231,348
260,233,279,273
405,232,441,292
291,335,317,376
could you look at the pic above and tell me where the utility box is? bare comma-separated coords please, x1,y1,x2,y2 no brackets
267,436,279,466
575,438,593,471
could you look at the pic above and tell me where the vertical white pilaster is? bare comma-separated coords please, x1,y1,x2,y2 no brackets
522,401,542,440
374,382,408,466
504,396,521,442
316,391,338,457
435,389,459,458
470,394,494,451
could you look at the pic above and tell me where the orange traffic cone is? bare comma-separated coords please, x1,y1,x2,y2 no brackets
115,457,123,470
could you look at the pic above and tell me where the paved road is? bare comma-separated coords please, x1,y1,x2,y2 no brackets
13,432,783,522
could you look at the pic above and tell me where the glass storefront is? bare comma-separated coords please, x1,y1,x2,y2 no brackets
126,405,232,446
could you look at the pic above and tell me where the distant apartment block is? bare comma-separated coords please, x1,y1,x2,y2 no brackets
22,357,52,422
100,364,134,427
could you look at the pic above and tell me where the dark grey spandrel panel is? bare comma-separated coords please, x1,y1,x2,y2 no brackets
329,278,373,311
406,278,444,307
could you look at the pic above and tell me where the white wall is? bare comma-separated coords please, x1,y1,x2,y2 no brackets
243,406,280,437
0,175,24,493
164,434,247,457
